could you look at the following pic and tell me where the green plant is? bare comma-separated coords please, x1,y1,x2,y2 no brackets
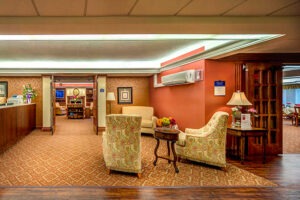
22,84,37,100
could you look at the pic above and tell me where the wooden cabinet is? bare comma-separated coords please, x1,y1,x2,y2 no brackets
86,88,93,106
0,104,36,153
67,96,85,105
245,63,282,155
67,104,84,119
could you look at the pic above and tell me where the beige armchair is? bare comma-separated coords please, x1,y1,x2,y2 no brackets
175,111,229,168
55,102,67,115
122,106,157,135
103,114,142,178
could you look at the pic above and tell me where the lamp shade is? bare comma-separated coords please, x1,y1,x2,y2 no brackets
106,92,115,101
227,91,252,106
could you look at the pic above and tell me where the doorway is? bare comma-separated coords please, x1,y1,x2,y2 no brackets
282,65,300,153
52,75,98,135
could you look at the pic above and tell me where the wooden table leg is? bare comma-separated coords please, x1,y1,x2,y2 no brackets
263,134,267,163
153,138,160,166
240,136,245,164
171,141,179,173
167,141,171,164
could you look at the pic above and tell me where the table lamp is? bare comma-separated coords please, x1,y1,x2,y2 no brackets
227,90,252,127
106,92,115,114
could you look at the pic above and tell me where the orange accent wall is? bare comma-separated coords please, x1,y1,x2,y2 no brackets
55,83,93,88
204,60,237,122
0,77,42,128
106,77,150,114
150,60,206,130
150,60,237,131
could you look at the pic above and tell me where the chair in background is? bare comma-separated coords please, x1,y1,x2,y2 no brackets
175,111,229,168
122,106,157,135
89,102,94,116
103,114,142,178
55,102,67,115
293,106,300,127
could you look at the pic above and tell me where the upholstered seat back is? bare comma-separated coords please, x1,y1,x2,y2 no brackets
122,106,153,120
103,114,142,174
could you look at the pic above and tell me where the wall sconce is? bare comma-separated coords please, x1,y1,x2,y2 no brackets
106,92,116,114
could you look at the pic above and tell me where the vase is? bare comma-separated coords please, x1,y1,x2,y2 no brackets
27,98,31,104
231,115,236,127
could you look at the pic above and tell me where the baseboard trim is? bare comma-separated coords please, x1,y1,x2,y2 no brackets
41,127,51,132
98,127,105,133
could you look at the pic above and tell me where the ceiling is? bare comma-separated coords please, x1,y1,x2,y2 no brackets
0,0,299,81
0,0,299,17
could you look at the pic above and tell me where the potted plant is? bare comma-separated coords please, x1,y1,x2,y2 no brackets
22,84,37,104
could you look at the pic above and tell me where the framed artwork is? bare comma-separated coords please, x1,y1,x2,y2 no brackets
117,87,132,104
0,81,8,98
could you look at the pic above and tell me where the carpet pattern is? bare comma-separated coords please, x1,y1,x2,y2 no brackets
283,119,300,153
0,116,276,187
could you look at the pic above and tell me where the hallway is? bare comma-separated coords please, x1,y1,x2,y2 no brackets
283,119,300,154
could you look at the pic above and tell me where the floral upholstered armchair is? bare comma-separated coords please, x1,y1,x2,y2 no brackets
103,114,142,178
175,111,229,168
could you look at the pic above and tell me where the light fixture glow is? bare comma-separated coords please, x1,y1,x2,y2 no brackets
0,34,284,71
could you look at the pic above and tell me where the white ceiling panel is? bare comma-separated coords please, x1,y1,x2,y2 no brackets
86,0,136,16
130,0,190,15
34,0,85,16
178,0,245,16
272,1,300,15
225,0,298,16
0,0,37,16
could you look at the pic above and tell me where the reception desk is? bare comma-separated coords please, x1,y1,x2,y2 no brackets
0,103,36,153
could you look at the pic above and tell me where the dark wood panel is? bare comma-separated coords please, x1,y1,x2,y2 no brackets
0,104,35,153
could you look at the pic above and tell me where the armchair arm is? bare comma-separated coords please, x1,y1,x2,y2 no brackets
185,127,208,135
152,116,158,128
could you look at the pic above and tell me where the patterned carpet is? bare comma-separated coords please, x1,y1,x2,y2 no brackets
0,116,276,187
283,119,300,153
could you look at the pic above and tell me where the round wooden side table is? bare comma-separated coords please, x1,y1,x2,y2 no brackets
153,127,180,173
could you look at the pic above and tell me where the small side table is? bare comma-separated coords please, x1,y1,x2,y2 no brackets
227,127,267,164
153,127,180,173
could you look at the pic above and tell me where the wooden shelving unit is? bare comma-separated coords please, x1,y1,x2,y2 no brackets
67,96,85,105
67,104,84,119
86,88,93,106
245,63,282,155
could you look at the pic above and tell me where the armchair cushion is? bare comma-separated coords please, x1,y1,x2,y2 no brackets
103,114,142,175
141,119,153,128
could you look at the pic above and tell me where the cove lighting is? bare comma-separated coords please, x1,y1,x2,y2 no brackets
0,61,160,69
0,34,281,41
0,34,283,71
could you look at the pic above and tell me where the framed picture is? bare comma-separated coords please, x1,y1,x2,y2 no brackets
117,87,132,104
0,81,8,98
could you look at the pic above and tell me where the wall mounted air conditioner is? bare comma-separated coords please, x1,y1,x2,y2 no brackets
161,69,202,86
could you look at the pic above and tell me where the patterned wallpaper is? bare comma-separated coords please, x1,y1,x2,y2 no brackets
0,76,150,127
0,77,43,127
106,77,150,114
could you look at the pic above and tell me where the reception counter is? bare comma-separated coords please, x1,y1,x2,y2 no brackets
0,103,36,153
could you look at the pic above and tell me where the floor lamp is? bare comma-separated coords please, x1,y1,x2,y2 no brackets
107,92,116,114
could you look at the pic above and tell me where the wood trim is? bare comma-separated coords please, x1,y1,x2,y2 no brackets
98,127,105,133
41,127,52,132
